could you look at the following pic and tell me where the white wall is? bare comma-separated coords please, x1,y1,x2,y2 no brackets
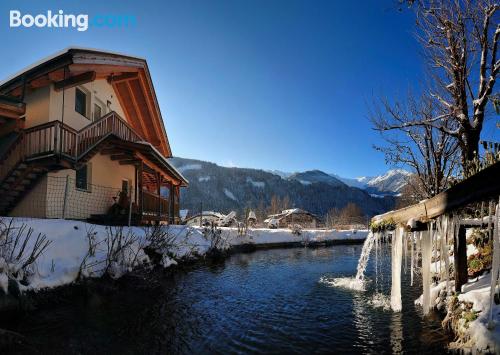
49,79,127,130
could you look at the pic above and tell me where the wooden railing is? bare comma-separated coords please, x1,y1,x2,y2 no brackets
0,121,77,183
142,190,170,219
77,112,143,158
0,112,144,185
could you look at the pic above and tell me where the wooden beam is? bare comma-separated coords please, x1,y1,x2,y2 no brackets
137,72,170,156
29,76,52,89
372,162,500,226
119,159,141,165
54,71,96,92
126,80,151,141
454,226,468,292
100,148,129,155
110,154,135,161
108,72,139,84
47,69,66,82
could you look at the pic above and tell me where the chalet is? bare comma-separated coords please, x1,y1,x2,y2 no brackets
264,208,319,229
0,48,188,224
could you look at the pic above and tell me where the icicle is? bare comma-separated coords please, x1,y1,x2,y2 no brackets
411,231,415,286
488,201,500,328
403,231,407,274
442,215,450,292
416,230,421,267
391,227,403,312
375,231,379,293
421,227,432,315
433,221,437,275
437,217,443,282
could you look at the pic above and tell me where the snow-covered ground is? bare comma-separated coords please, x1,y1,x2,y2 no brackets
0,217,367,294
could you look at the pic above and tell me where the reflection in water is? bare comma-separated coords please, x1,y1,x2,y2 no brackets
0,245,450,354
391,312,404,354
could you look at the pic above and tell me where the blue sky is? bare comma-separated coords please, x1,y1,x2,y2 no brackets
0,0,471,177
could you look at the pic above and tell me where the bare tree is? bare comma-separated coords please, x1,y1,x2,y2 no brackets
371,93,460,198
380,0,499,173
338,203,365,226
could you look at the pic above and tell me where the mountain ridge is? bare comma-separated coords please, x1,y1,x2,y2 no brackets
169,157,400,218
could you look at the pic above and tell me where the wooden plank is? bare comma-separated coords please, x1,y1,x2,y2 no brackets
54,71,96,92
372,162,500,226
454,226,468,292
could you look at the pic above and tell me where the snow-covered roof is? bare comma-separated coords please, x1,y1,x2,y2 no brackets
267,208,317,220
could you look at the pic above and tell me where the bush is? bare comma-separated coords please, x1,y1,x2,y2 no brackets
0,219,51,292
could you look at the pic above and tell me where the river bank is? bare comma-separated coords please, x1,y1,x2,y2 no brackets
0,217,367,297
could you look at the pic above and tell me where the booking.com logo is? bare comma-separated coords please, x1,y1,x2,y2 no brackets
9,10,137,32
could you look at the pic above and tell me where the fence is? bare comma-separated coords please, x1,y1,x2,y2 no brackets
9,175,123,221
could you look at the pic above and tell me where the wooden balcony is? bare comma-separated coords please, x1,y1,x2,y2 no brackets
0,111,183,223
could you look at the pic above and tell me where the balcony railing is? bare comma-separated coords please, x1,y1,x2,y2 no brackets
0,112,144,184
142,190,170,219
77,111,143,158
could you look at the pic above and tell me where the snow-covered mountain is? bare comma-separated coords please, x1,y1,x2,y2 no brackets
169,157,396,217
364,169,411,194
288,170,346,187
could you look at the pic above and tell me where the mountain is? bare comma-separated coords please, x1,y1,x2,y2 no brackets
365,169,411,195
335,169,411,196
288,170,346,187
169,157,396,218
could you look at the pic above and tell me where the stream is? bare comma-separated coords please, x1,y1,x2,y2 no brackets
1,244,451,354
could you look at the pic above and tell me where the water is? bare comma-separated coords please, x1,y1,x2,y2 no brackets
1,244,451,354
329,231,377,291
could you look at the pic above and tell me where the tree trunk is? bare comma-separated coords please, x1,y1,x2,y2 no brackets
461,128,481,171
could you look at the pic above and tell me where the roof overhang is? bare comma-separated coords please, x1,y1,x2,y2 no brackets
0,47,171,157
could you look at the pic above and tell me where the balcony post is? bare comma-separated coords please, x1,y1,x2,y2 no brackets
156,171,161,223
138,162,143,222
169,182,174,224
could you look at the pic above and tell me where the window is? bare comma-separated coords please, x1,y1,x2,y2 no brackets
93,103,102,121
76,164,90,191
75,88,88,117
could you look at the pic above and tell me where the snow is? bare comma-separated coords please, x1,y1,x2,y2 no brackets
223,188,237,201
459,274,500,352
298,180,312,186
370,194,385,198
177,163,202,172
198,176,211,182
246,177,265,188
0,217,369,293
179,209,189,221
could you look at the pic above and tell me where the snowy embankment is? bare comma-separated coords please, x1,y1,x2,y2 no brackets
0,217,367,294
416,274,500,353
414,227,499,353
